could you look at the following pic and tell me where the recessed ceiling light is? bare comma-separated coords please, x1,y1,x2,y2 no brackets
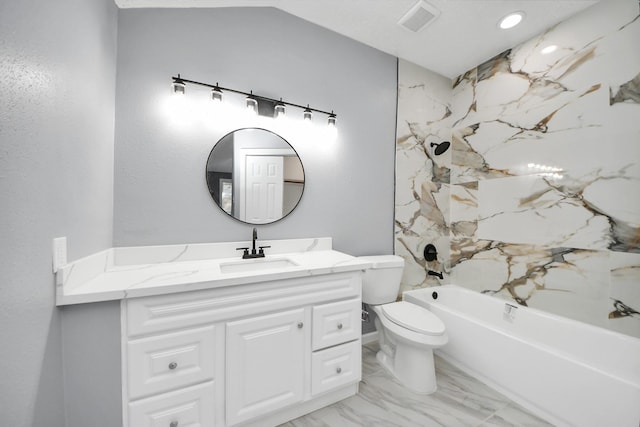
541,45,558,54
499,11,525,30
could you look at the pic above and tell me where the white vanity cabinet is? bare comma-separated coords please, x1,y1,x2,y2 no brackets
121,271,362,427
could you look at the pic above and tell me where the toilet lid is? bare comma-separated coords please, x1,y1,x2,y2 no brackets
381,301,445,336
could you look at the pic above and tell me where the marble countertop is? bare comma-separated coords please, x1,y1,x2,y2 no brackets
55,237,371,306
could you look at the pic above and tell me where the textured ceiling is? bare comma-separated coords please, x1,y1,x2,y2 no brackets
115,0,600,78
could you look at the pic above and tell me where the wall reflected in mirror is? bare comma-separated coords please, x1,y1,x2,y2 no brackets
206,128,304,224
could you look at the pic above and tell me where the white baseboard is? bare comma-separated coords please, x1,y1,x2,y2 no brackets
361,331,378,345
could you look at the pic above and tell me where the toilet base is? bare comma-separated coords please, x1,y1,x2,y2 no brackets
376,344,437,395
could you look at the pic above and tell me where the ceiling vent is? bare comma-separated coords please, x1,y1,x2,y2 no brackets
398,0,440,33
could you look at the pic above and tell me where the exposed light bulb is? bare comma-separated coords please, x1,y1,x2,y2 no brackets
172,76,185,95
303,105,313,121
246,93,258,115
327,111,337,127
211,84,223,102
274,100,286,119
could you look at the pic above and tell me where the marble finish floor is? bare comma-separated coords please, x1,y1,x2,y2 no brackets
280,342,553,427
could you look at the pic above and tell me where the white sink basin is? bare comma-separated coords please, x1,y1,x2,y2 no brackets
219,257,299,274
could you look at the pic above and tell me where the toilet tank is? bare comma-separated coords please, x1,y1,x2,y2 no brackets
359,255,405,305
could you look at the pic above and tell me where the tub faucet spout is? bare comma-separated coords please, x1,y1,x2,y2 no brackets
428,270,443,280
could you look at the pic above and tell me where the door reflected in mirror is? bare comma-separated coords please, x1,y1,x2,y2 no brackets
206,128,304,224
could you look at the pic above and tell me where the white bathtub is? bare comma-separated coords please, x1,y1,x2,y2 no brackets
403,285,640,427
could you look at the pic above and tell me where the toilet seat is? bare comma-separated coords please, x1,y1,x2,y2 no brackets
381,301,445,336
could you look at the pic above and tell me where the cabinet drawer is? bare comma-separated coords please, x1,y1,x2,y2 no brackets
128,381,215,427
125,273,360,337
311,340,361,396
312,299,361,351
127,325,216,400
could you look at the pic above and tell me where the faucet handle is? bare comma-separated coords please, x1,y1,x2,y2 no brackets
236,247,250,258
258,245,271,255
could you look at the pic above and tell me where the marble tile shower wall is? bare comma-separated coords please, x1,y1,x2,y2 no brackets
396,1,640,338
395,61,452,295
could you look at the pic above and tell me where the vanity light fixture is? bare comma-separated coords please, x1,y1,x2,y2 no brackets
303,105,313,121
170,75,337,126
499,11,525,29
328,111,337,127
171,75,186,95
246,92,258,114
211,84,223,102
274,99,286,118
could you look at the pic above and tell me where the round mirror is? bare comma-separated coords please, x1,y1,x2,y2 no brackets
206,128,305,224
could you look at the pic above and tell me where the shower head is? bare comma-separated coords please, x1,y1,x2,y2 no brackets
430,141,450,155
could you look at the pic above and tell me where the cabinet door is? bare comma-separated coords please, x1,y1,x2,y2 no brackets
226,308,306,426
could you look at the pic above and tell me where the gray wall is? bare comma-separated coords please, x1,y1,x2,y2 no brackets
114,7,398,256
62,301,122,427
0,5,396,424
0,0,118,425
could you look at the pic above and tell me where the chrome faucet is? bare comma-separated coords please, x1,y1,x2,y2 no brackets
236,227,270,259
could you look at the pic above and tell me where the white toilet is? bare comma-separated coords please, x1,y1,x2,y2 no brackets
360,255,448,394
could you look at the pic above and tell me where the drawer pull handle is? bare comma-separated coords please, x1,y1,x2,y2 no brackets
168,362,178,370
336,367,342,374
170,421,179,427
337,323,343,330
297,322,304,329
